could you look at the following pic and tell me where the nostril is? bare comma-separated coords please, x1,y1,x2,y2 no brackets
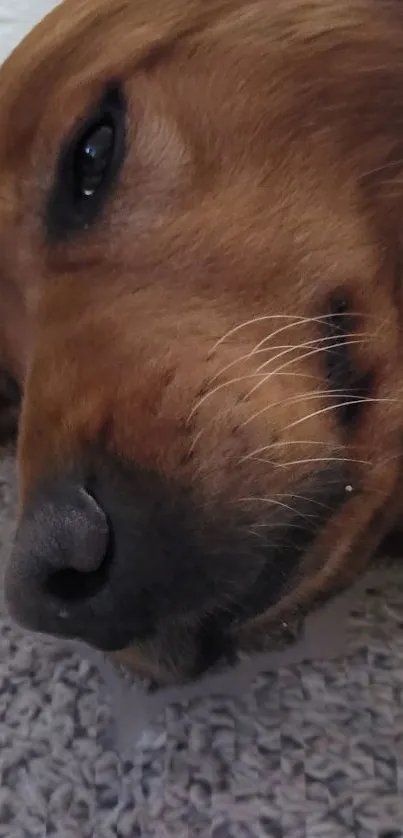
46,569,88,602
45,543,113,604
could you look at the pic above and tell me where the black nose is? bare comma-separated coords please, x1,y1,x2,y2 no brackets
4,481,117,647
4,457,258,657
4,461,191,652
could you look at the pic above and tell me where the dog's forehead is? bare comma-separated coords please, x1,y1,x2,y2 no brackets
0,0,393,153
0,0,385,147
0,0,232,107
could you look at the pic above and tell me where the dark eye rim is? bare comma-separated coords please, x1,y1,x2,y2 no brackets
46,81,126,240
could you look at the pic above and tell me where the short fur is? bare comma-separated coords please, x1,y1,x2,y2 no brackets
2,0,403,681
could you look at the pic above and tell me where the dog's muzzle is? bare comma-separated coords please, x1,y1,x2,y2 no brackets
4,453,353,663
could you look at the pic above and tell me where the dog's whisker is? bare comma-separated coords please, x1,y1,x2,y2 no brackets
208,330,363,387
238,439,371,464
254,332,371,377
239,387,363,431
274,456,371,468
211,314,315,354
208,344,311,388
257,332,371,374
243,398,400,461
231,496,317,522
210,311,374,354
243,453,370,468
276,491,335,512
211,310,390,357
241,438,342,451
243,336,370,403
190,336,368,422
254,314,389,352
188,374,327,455
282,397,402,434
360,156,403,180
188,372,276,423
251,521,312,531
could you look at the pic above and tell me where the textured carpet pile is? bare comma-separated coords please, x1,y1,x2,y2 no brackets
0,452,403,837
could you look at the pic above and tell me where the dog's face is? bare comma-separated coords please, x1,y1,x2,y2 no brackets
2,0,403,682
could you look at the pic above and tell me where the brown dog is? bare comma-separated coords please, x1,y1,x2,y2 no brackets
1,0,403,683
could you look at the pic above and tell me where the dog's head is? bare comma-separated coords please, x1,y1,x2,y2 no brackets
2,0,403,681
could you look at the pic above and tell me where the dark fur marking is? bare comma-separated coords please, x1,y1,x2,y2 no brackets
323,297,375,427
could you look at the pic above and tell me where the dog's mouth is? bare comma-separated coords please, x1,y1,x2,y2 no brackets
4,450,355,671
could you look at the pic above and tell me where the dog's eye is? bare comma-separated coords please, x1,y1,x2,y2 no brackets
74,123,115,200
47,83,126,239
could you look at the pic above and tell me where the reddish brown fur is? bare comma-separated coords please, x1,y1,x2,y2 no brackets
2,0,403,678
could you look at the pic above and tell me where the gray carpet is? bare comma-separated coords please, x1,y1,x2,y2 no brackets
1,452,403,838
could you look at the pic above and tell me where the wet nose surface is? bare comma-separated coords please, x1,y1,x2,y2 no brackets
4,482,110,643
